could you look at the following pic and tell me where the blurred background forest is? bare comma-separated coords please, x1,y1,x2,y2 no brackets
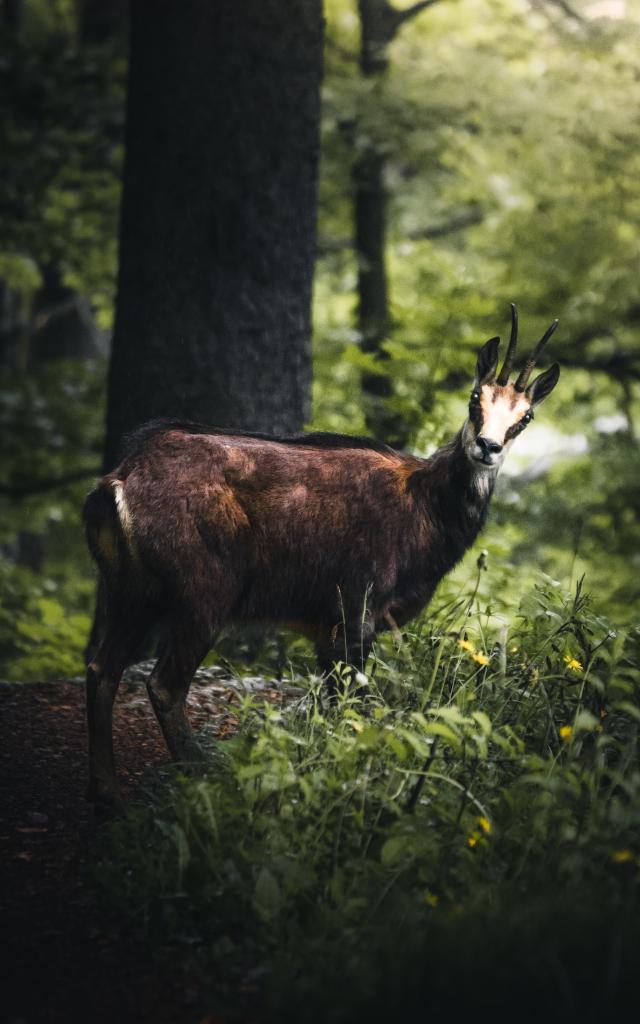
1,0,639,681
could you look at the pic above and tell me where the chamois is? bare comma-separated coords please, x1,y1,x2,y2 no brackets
84,306,560,808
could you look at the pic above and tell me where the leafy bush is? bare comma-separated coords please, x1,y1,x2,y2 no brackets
96,577,640,1021
0,559,92,680
0,358,104,680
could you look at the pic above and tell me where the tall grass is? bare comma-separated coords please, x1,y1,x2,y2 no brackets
97,573,640,1022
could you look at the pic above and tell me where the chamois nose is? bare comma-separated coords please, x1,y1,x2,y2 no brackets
477,436,503,456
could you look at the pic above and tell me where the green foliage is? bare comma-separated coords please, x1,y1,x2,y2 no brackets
2,0,639,682
0,558,92,680
96,577,640,1019
492,432,640,620
0,28,125,323
313,0,640,620
316,0,640,432
1,4,638,1012
0,358,104,679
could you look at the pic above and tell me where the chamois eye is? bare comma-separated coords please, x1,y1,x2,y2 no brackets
470,391,480,405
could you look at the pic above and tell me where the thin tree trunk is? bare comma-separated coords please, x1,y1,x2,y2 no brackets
78,0,128,46
3,0,23,34
0,280,27,371
355,0,396,443
354,142,400,437
29,264,103,366
103,0,323,470
354,0,440,446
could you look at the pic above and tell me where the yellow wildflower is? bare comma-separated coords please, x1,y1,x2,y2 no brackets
424,891,439,907
559,725,573,741
467,834,478,848
478,816,492,834
458,639,475,653
563,654,583,673
472,652,490,666
611,849,634,864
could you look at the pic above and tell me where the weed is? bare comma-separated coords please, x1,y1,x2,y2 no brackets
96,575,640,1021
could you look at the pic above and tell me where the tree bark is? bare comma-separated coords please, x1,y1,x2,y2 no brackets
354,141,398,433
78,0,128,46
29,264,103,366
3,0,23,34
354,0,401,444
354,0,440,446
103,0,323,470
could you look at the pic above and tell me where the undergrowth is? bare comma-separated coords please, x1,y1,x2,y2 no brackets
96,573,640,1022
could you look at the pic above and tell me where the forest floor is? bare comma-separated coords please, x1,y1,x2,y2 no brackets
0,668,289,1024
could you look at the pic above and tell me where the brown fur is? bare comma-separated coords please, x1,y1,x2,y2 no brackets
83,421,494,808
84,319,565,812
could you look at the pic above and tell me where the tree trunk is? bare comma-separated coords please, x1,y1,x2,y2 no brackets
354,0,436,446
354,0,399,444
354,140,400,439
354,144,388,355
0,280,27,371
78,0,128,46
3,0,23,34
103,0,323,470
29,264,104,367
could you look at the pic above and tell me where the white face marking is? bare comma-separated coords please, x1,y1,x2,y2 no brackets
479,385,530,446
463,384,531,472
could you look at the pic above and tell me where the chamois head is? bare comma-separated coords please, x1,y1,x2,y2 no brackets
462,305,560,471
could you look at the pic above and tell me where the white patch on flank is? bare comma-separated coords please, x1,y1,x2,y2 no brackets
112,480,134,539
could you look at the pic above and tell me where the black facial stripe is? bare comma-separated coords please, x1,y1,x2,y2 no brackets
505,411,533,441
468,402,483,431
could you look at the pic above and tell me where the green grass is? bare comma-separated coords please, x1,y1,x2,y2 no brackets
95,574,640,1022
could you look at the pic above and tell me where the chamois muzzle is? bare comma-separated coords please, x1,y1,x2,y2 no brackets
472,435,503,467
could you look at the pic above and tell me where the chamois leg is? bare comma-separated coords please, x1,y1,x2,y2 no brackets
86,605,155,810
146,615,213,764
316,618,376,698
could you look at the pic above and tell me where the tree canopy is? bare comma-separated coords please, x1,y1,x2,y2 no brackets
0,0,639,676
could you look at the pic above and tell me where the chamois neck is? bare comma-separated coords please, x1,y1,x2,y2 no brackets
418,430,497,530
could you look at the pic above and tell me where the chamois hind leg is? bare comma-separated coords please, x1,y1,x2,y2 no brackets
146,611,214,765
86,599,158,811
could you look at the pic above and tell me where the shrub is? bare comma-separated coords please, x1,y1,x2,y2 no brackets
96,576,640,1021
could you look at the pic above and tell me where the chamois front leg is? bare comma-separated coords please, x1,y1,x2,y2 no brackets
315,616,376,698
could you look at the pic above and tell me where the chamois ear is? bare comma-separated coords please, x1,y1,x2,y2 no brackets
474,336,500,386
526,362,560,406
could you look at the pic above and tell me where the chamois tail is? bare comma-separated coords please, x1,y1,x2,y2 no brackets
83,479,133,575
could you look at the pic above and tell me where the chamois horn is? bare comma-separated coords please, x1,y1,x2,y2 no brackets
496,303,518,385
514,318,559,391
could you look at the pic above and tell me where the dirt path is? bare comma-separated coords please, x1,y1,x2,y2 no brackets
0,670,285,1024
